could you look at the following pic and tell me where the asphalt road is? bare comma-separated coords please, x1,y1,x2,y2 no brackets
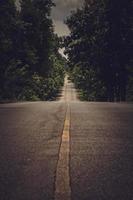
0,76,133,200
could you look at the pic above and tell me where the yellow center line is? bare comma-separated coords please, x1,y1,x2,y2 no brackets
54,104,71,200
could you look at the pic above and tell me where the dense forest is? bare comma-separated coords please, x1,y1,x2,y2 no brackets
64,0,133,101
0,0,132,102
0,0,65,101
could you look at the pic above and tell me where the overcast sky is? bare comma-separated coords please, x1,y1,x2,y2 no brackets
51,0,83,36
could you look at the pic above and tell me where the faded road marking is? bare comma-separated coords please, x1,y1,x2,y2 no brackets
54,104,71,200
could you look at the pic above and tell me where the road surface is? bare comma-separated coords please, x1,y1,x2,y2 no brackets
0,76,133,200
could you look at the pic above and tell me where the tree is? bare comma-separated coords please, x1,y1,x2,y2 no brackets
20,0,54,75
64,0,133,101
0,0,18,99
104,0,133,101
0,0,65,101
19,0,65,100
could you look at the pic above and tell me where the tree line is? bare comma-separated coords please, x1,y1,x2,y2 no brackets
64,0,133,102
0,0,65,101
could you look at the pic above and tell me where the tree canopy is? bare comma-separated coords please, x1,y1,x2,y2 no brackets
0,0,65,101
64,0,133,101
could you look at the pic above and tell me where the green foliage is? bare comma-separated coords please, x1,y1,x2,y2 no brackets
126,63,133,101
0,0,65,101
0,0,17,100
72,65,106,101
64,0,133,102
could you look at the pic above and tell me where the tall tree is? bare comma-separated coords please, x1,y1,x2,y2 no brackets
64,0,133,101
20,0,54,76
104,0,133,101
0,0,65,101
0,0,18,99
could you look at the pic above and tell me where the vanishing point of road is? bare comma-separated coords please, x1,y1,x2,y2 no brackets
0,76,133,200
